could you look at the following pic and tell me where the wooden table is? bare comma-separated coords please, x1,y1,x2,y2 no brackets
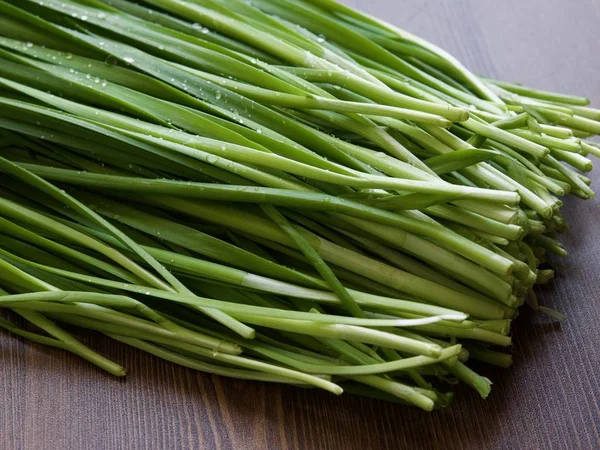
2,1,600,448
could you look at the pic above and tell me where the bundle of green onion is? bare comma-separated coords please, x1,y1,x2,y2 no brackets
0,0,598,410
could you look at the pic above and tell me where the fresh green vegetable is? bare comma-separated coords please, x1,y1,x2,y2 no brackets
0,0,596,410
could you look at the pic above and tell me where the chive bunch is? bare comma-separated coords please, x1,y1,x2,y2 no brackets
0,0,598,410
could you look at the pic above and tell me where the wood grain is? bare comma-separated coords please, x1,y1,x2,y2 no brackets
2,1,600,449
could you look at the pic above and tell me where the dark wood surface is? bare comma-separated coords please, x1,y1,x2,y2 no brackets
2,1,600,449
